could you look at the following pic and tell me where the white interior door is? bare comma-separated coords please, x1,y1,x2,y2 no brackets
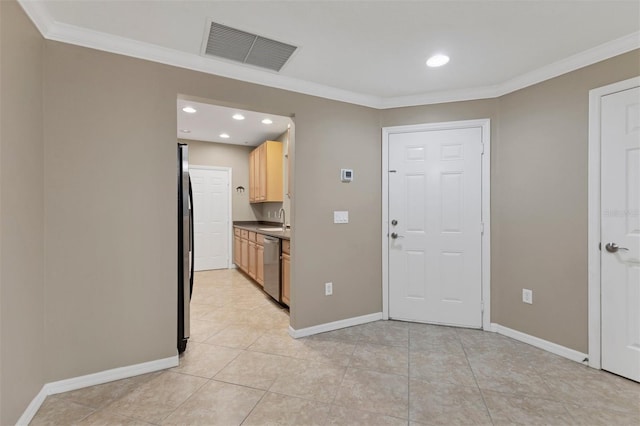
601,86,640,382
388,127,483,328
190,167,231,271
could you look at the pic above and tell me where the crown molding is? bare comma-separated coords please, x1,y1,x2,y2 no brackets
18,1,640,110
379,84,501,109
379,31,640,109
17,0,53,36
494,31,640,97
44,22,384,109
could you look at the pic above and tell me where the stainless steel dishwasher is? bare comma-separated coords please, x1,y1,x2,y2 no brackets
263,236,281,302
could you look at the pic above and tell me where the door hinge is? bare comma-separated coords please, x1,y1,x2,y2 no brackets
481,143,485,155
480,222,485,234
481,301,484,313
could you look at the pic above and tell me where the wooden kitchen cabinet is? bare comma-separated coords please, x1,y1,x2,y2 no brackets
234,235,241,266
249,150,255,202
248,231,257,279
235,227,265,287
256,234,264,286
281,239,290,306
240,229,249,271
248,240,257,279
249,141,283,203
234,226,282,297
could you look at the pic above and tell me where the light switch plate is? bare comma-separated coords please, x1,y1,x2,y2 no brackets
334,211,349,224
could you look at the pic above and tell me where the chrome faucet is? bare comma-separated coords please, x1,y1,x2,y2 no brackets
278,207,286,228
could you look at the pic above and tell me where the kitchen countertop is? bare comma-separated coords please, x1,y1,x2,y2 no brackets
233,221,291,240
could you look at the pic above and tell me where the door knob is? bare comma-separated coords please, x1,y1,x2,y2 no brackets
605,243,629,253
390,232,404,239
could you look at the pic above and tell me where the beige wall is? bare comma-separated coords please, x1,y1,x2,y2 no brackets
490,50,640,352
291,100,382,327
43,47,177,380
0,1,45,423
182,139,259,222
42,40,382,380
381,50,640,353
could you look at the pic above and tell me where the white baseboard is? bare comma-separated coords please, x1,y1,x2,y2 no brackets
491,323,588,364
16,387,49,426
289,312,383,339
17,355,178,426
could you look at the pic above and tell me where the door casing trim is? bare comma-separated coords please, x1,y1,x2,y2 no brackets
381,119,491,330
587,76,640,369
190,165,233,270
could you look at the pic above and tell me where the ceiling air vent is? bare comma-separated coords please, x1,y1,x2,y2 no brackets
204,21,297,72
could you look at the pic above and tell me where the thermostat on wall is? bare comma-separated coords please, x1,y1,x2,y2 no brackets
341,169,354,182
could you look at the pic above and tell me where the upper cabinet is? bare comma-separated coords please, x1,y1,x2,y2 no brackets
249,140,283,203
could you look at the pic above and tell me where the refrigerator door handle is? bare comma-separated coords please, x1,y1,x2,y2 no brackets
188,176,194,298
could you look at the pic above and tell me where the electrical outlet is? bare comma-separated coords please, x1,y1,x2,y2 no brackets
522,289,533,304
325,282,333,296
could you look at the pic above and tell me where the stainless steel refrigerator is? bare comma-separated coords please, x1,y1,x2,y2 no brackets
177,143,194,353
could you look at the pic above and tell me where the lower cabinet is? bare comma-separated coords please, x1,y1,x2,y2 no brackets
282,239,290,306
248,233,257,279
234,226,287,304
234,227,265,288
240,230,249,271
256,235,264,286
233,231,241,265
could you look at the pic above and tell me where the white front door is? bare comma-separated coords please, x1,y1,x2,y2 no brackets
387,126,484,328
190,167,231,271
601,86,640,382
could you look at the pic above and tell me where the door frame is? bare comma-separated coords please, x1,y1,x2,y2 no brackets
190,165,233,270
381,119,491,330
587,76,640,369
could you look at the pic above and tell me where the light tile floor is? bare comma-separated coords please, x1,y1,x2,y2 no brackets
32,269,640,425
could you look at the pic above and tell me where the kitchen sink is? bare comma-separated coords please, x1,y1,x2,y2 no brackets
258,227,284,231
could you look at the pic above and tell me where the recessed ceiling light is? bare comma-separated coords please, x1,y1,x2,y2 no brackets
219,133,230,139
426,54,450,68
232,114,245,120
262,118,273,125
180,129,191,133
182,106,197,113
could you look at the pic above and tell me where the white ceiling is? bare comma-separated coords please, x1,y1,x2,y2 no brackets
20,1,640,108
177,99,292,146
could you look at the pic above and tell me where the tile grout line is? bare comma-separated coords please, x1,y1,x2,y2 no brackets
157,372,209,425
327,333,358,410
535,370,587,424
458,331,496,426
238,388,269,426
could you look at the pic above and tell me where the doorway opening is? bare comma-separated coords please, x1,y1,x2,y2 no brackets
176,95,296,353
